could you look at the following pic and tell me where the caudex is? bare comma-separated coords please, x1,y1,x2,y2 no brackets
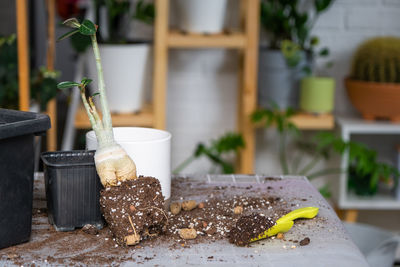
57,18,136,187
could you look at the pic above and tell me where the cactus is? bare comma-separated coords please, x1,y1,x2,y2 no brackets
351,37,400,83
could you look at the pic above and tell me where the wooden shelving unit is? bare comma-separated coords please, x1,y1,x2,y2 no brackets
290,113,334,130
153,0,260,174
16,0,57,151
167,30,246,48
72,0,334,172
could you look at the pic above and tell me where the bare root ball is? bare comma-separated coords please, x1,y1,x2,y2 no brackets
95,145,137,187
100,177,167,246
182,200,197,211
179,228,197,240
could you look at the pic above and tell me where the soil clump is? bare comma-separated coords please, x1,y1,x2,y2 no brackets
100,176,168,246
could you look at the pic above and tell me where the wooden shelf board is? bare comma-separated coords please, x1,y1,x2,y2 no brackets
167,30,246,48
74,103,154,129
255,112,334,130
290,113,334,130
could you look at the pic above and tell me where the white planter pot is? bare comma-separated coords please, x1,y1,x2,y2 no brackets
176,0,227,34
87,44,152,113
86,127,172,201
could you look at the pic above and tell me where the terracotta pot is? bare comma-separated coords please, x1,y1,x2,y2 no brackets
345,78,400,122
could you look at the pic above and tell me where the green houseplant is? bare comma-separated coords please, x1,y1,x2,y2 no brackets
285,39,336,114
0,34,59,111
86,0,155,113
173,132,245,174
251,106,398,197
345,37,400,121
258,0,333,110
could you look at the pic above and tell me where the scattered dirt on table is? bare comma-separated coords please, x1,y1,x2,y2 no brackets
0,177,322,266
299,237,311,246
100,176,168,246
229,213,275,246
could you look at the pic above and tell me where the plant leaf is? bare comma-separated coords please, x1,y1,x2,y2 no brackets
319,47,329,57
315,0,333,13
79,20,97,36
57,29,79,42
62,18,80,29
91,92,100,97
57,81,80,89
81,77,93,87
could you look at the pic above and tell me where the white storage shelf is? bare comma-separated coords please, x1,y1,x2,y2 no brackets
337,117,400,210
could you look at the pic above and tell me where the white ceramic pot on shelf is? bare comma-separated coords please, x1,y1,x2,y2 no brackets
86,43,152,113
176,0,228,34
86,127,172,201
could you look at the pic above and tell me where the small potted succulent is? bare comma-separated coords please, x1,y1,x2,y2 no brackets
54,18,168,245
345,37,400,121
258,0,333,109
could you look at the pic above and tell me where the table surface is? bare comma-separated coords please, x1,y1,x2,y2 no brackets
0,174,368,266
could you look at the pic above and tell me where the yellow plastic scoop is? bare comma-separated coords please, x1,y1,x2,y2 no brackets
250,207,319,242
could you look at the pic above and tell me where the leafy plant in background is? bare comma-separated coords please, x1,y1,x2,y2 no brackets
260,0,333,72
94,0,155,43
0,34,60,111
173,132,245,174
251,105,399,197
69,0,155,52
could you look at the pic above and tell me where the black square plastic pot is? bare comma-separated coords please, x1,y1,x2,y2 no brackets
41,150,104,231
0,108,50,249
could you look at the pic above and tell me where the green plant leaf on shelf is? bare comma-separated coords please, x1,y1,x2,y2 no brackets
79,20,97,36
315,0,333,13
57,81,80,89
319,47,329,57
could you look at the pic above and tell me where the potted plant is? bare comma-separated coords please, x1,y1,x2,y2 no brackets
57,18,168,245
0,34,60,111
347,142,399,196
295,40,335,114
86,0,155,113
251,106,399,197
258,0,333,109
175,0,228,34
345,37,400,122
0,108,50,248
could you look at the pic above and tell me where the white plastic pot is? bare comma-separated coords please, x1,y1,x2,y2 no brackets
86,127,171,201
86,43,152,113
175,0,227,34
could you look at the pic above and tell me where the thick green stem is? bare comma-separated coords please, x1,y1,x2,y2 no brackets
90,34,113,144
307,168,343,180
80,90,106,144
173,155,196,174
291,150,303,174
279,133,289,175
298,156,321,176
